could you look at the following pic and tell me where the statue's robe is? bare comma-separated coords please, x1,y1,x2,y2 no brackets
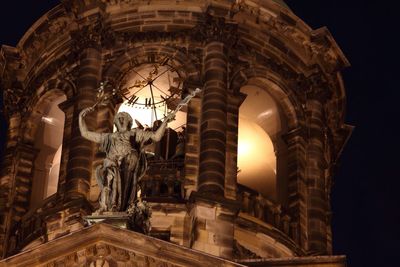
96,128,154,211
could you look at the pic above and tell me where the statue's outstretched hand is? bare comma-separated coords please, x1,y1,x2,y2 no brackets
165,111,177,122
80,106,95,117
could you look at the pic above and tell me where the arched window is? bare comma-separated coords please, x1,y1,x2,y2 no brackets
237,85,282,201
30,93,66,209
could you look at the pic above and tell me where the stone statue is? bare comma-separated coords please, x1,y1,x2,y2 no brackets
79,84,201,215
79,106,175,213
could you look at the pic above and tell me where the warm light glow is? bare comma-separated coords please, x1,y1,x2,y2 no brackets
118,103,186,131
237,85,280,198
117,64,187,131
238,117,276,192
41,116,54,125
257,110,273,121
45,145,62,198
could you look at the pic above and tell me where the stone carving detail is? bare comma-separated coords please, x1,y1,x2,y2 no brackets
71,15,116,53
127,200,152,234
20,15,70,69
42,242,180,267
111,14,238,47
2,86,27,115
307,41,341,73
191,14,238,46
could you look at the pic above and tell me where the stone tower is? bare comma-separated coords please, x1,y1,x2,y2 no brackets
0,0,352,266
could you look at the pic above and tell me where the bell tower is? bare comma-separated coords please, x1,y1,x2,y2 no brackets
0,0,352,266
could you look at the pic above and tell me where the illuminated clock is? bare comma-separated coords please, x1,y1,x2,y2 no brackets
117,56,184,121
115,56,186,129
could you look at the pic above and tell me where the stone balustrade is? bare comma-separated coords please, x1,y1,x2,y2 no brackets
139,159,185,201
237,184,298,243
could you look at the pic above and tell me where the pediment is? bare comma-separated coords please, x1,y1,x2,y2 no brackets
0,223,244,267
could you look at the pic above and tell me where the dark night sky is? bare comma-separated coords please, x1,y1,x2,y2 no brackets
0,1,399,267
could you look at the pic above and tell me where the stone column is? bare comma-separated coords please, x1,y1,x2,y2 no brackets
56,98,75,202
65,48,102,201
198,41,228,195
0,113,21,258
0,115,38,257
191,17,241,259
283,128,308,249
225,93,246,200
306,94,329,255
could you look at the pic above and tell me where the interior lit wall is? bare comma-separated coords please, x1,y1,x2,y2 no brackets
30,94,66,209
238,85,281,200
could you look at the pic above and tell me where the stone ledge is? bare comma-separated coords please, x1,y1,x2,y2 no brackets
238,255,346,267
0,223,245,267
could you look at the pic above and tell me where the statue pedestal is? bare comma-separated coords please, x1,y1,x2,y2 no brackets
84,212,130,229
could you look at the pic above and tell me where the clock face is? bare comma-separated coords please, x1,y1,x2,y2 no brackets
116,57,187,130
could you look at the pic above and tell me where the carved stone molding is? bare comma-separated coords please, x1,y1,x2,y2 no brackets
0,223,244,266
43,242,180,267
19,12,71,70
70,14,116,53
61,0,106,18
191,14,238,46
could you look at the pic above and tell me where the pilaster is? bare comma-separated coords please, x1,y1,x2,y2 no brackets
0,139,38,258
64,47,102,201
198,41,228,195
225,93,246,200
305,92,329,255
283,127,308,250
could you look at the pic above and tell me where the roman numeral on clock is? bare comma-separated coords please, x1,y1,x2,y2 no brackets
145,98,152,107
128,95,139,106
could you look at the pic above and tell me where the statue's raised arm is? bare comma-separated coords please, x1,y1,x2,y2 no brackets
79,107,102,143
148,111,176,142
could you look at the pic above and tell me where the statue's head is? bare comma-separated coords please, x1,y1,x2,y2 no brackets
114,112,133,132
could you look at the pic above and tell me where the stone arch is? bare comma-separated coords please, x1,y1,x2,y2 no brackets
231,67,305,199
22,79,75,144
103,45,201,87
18,80,75,211
230,67,303,131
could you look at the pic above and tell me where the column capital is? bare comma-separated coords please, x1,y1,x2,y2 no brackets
70,15,115,53
192,14,238,47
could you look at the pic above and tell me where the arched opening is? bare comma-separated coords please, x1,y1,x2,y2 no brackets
237,85,283,201
30,92,66,209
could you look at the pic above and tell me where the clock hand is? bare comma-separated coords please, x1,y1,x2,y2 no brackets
131,68,147,80
131,81,150,96
151,82,169,96
150,67,173,83
149,83,158,121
